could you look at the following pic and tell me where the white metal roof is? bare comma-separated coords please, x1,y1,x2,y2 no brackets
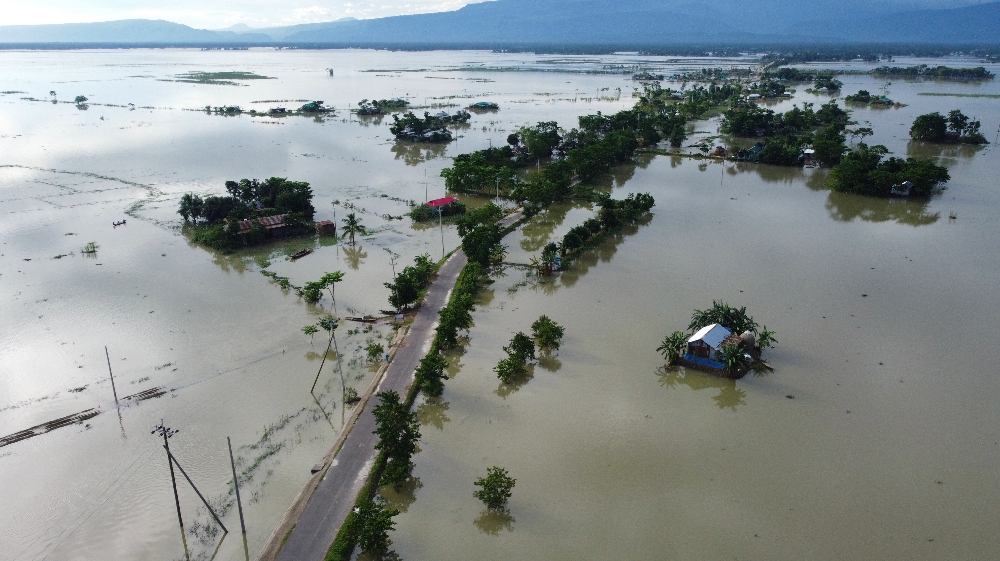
688,323,732,349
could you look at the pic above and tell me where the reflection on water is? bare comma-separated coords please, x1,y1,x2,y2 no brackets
380,475,423,514
533,214,652,294
825,190,939,226
473,509,515,535
537,353,562,372
906,140,985,160
342,244,368,269
416,398,451,431
656,366,748,411
729,161,810,184
494,364,534,399
519,203,574,252
391,141,447,166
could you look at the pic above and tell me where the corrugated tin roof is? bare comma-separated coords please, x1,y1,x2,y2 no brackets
688,323,732,349
427,196,458,208
238,214,287,233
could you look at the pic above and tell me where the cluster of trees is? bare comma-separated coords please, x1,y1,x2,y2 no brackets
829,143,950,198
178,177,315,251
814,77,843,91
871,66,994,80
384,254,435,311
435,261,483,350
372,389,420,487
356,98,409,116
494,332,536,383
440,146,521,196
390,111,471,142
844,90,873,104
910,110,987,145
179,178,315,224
724,101,850,167
409,199,467,222
494,316,565,384
440,83,742,206
558,193,655,257
658,302,777,376
300,271,344,304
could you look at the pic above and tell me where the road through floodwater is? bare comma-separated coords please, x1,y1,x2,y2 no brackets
1,50,999,561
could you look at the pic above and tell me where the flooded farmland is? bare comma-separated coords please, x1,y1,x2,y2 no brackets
2,49,1000,561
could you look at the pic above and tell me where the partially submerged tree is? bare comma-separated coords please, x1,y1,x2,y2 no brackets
473,466,516,511
657,331,688,364
415,352,448,396
531,315,565,352
341,213,365,245
355,497,399,555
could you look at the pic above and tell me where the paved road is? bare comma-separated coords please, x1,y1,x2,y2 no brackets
273,249,469,561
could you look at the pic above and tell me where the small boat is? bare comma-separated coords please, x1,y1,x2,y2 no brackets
346,315,378,323
289,249,312,261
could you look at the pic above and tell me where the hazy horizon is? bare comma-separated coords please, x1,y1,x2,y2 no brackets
2,0,996,31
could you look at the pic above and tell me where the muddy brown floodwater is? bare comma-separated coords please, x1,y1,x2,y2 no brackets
1,50,999,561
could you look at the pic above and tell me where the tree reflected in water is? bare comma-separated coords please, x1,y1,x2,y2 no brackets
519,203,574,252
656,366,747,411
825,190,939,226
390,141,447,166
473,509,515,535
379,476,423,514
416,397,451,431
495,364,534,399
342,244,368,269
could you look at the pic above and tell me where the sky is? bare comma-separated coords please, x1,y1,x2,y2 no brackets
0,0,482,29
0,0,990,30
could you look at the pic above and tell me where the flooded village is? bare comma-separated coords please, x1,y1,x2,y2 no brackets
2,43,1000,561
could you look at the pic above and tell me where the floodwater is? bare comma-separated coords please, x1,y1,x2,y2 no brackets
0,49,998,561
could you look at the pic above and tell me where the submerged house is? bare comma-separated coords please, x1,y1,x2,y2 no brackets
890,181,914,197
685,324,733,365
679,323,754,378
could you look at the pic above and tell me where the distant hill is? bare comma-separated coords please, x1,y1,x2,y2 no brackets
1,1,998,46
0,19,271,43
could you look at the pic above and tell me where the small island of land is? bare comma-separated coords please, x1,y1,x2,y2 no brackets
178,177,316,252
658,302,776,379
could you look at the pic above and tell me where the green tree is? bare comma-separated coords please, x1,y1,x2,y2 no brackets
372,390,421,487
461,223,505,268
531,315,565,352
354,497,399,555
366,343,385,364
719,344,751,376
506,332,536,362
757,327,778,349
657,331,688,363
473,466,516,511
177,193,204,222
341,212,365,245
689,301,759,335
415,352,448,396
910,113,948,142
519,121,561,160
302,324,318,343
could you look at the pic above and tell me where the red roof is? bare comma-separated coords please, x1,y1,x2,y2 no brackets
426,196,458,208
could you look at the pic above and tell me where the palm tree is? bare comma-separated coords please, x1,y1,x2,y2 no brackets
656,331,688,364
757,326,777,349
341,213,365,245
719,344,751,377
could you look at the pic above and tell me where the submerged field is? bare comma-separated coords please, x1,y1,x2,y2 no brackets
1,49,999,561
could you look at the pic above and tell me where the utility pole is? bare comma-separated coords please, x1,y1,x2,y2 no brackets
438,206,445,260
105,346,119,405
311,323,336,394
227,437,247,539
164,446,228,534
153,422,184,537
384,248,399,280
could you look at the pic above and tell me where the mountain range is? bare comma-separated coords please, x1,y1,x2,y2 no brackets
2,0,999,46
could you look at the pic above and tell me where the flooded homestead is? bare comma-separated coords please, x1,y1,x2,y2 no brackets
1,49,999,561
